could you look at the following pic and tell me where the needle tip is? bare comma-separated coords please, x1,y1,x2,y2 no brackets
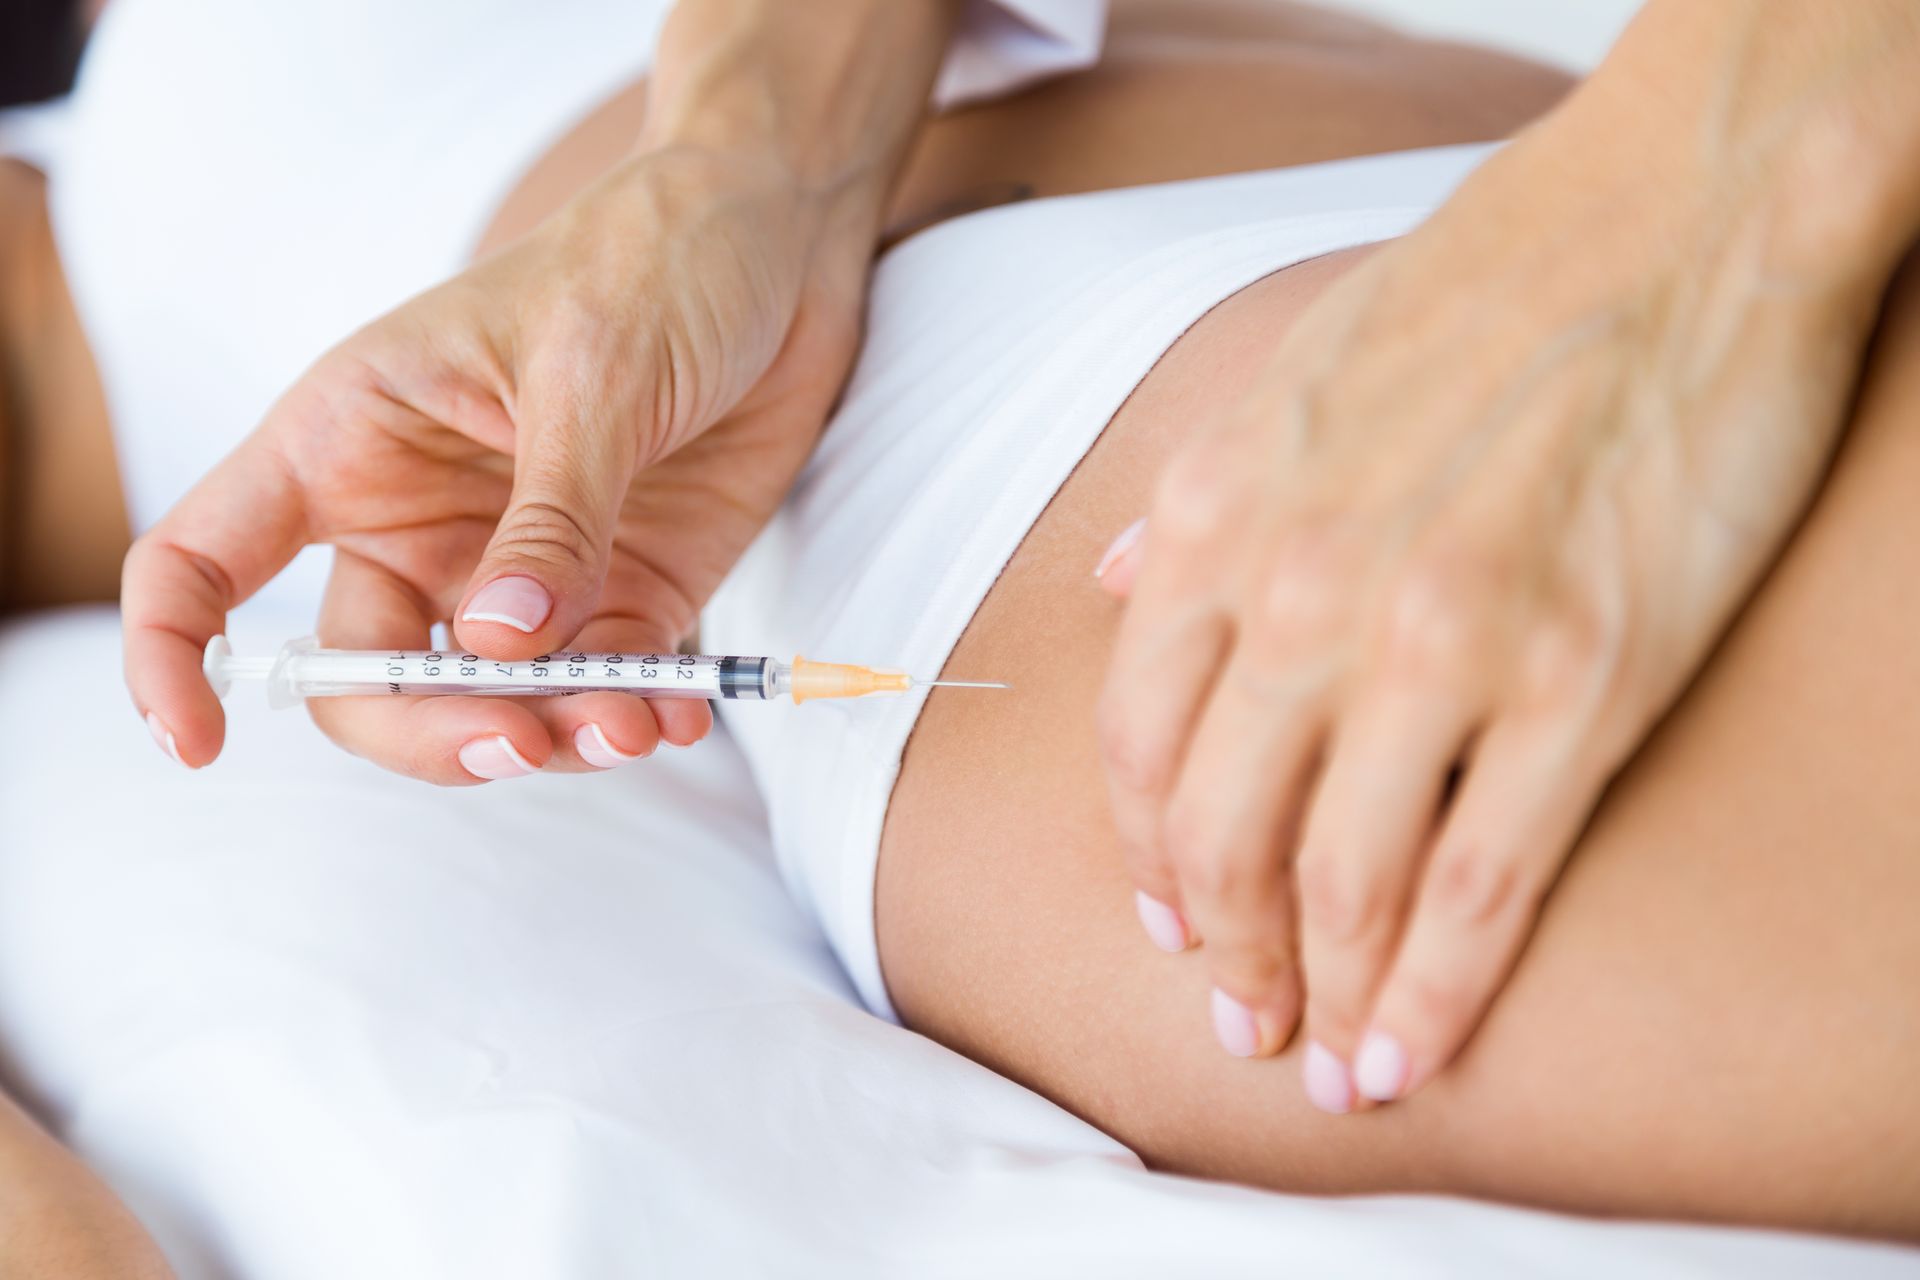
916,678,1010,690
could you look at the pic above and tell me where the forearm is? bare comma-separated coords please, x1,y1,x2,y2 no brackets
638,0,962,243
1564,1,1920,280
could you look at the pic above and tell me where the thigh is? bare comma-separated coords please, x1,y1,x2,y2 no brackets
876,248,1920,1239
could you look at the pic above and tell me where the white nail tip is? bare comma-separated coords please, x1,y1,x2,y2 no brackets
587,723,639,763
146,711,187,767
1353,1032,1410,1102
1134,891,1190,953
494,736,538,774
1094,517,1147,580
459,610,538,633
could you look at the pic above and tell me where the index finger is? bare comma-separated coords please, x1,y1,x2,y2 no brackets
1095,467,1239,935
121,438,310,766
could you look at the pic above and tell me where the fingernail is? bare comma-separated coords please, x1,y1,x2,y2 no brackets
1354,1030,1409,1102
1211,988,1260,1058
1093,517,1147,580
460,576,552,633
145,711,188,768
459,735,537,780
575,723,644,769
1304,1040,1356,1114
1134,891,1191,953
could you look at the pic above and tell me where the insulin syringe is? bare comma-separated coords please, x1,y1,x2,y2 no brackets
203,637,1006,709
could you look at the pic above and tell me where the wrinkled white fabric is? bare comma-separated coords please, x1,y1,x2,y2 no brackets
49,0,1106,621
3,608,1912,1278
939,0,1107,107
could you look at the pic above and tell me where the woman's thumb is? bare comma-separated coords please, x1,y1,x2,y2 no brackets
455,414,633,657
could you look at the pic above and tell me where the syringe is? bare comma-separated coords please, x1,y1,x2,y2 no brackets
203,637,1006,709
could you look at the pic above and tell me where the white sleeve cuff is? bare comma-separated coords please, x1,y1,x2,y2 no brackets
933,0,1108,112
0,99,70,173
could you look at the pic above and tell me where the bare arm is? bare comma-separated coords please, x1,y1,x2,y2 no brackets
1574,0,1920,270
641,0,963,210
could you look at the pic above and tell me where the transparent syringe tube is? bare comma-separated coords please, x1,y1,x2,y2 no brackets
203,637,1002,709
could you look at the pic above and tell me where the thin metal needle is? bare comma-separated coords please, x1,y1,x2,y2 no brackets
914,678,1010,690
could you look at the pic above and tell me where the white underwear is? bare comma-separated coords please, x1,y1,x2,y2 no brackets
704,142,1498,1019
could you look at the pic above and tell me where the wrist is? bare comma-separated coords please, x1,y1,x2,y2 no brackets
636,0,958,237
1557,0,1920,283
584,139,880,302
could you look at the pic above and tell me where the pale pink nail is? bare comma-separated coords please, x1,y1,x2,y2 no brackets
1211,988,1260,1058
145,711,188,768
575,723,643,770
1354,1030,1410,1102
460,576,552,633
1304,1040,1356,1114
458,735,537,780
1134,891,1191,953
1094,517,1147,580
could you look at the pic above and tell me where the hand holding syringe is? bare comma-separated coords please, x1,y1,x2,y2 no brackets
204,637,1006,709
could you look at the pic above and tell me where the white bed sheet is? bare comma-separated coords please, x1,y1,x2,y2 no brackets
1,608,1911,1278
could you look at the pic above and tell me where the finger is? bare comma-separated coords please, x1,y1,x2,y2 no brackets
539,694,662,774
1353,719,1601,1103
1094,517,1147,598
649,693,713,749
1168,650,1329,1059
534,681,711,769
1093,512,1199,951
1096,482,1238,951
309,551,551,785
521,485,721,763
121,439,311,767
456,384,638,660
518,616,678,773
1097,593,1230,951
1293,688,1476,1111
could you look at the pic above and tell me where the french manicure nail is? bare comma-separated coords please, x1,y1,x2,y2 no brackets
460,576,552,633
459,735,537,781
1304,1040,1356,1115
146,711,187,767
575,723,644,770
1094,517,1147,580
1134,891,1191,953
1354,1030,1410,1102
1211,988,1260,1058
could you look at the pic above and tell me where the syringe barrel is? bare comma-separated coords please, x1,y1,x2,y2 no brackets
263,645,780,708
